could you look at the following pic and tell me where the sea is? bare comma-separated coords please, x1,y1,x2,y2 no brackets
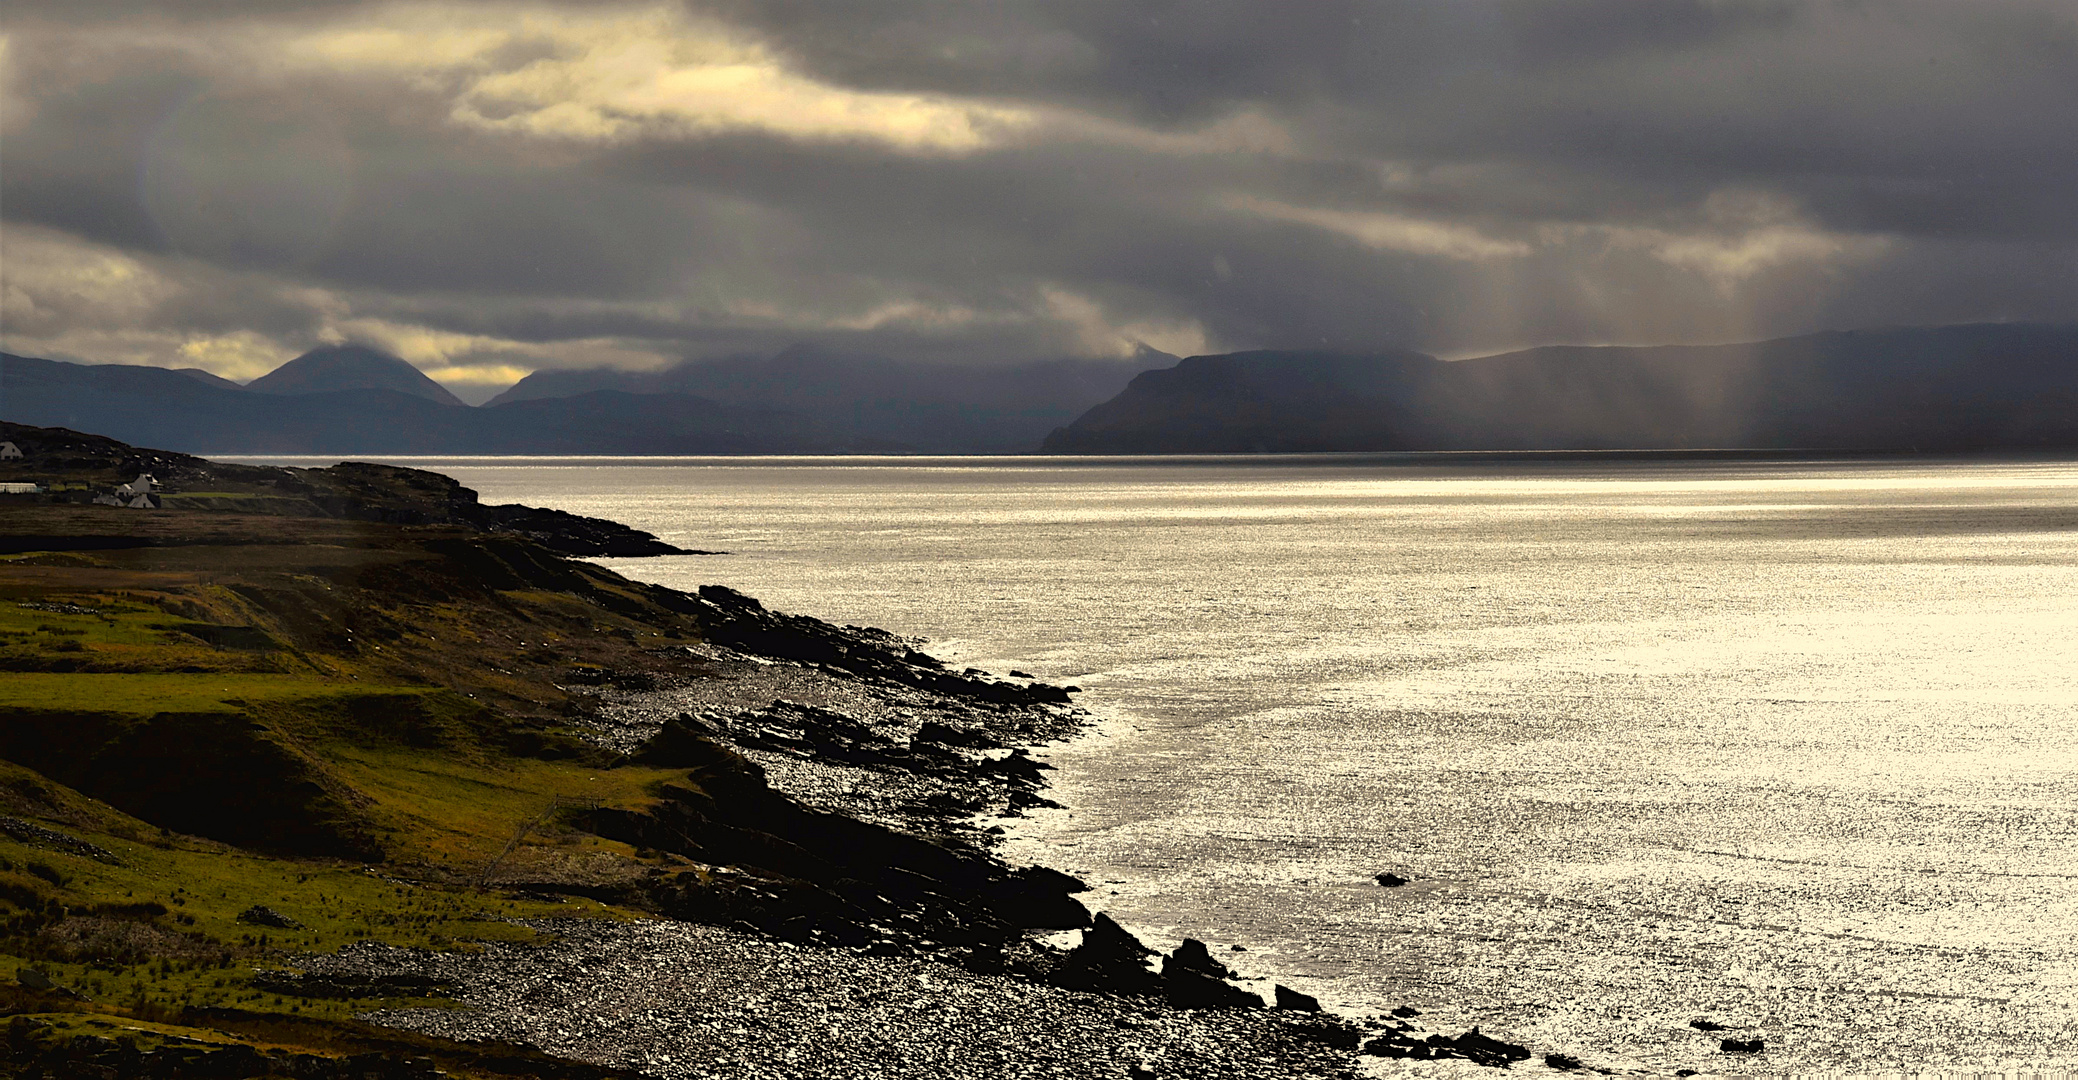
241,453,2078,1074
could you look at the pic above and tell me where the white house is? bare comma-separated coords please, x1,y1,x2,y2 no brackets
126,493,157,509
115,474,156,496
0,483,42,494
0,442,21,460
92,493,123,506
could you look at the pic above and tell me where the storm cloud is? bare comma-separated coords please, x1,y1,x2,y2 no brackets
2,0,2072,399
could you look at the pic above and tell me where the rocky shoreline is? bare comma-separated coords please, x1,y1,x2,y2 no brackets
0,417,1554,1076
280,585,1545,1077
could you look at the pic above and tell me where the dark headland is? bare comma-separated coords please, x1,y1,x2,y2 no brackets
0,421,1551,1077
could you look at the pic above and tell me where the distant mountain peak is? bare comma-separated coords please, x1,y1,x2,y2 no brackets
245,344,467,407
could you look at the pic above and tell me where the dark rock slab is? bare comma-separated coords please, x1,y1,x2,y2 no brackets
1273,984,1322,1012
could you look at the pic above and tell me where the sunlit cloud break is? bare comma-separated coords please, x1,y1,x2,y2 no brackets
279,5,1035,153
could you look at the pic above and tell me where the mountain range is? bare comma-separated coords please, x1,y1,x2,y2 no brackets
0,344,1148,455
247,343,468,406
4,324,2075,455
1043,323,2078,453
489,344,1154,452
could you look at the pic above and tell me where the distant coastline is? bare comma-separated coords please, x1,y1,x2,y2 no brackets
7,322,2077,459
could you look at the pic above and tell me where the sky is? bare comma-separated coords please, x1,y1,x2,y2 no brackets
2,1,2074,401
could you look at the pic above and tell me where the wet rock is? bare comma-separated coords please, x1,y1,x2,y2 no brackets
914,720,997,748
1546,1051,1587,1070
236,904,303,929
1450,1028,1533,1067
1689,1018,1725,1032
1390,1005,1421,1018
1164,938,1234,981
1721,1037,1766,1054
1373,872,1410,887
1281,1018,1361,1050
1053,913,1162,996
1361,1026,1529,1066
1162,967,1262,1010
1155,938,1259,1010
1360,1029,1426,1058
1273,984,1321,1012
690,585,1073,705
978,748,1053,786
982,866,1092,931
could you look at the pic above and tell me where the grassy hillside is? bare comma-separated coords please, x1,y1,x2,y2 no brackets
0,441,757,1075
0,421,1124,1077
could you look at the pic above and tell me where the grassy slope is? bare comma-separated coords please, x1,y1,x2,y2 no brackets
0,500,720,1073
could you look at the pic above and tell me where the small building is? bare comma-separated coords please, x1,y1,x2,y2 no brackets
92,493,123,507
0,483,42,495
115,474,156,496
0,442,21,460
125,493,157,509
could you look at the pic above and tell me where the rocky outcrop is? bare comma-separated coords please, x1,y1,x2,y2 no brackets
1274,984,1322,1012
1361,1026,1532,1065
1053,913,1162,996
592,729,1090,950
681,585,1074,706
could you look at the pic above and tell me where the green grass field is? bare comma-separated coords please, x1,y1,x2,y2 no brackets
0,673,411,716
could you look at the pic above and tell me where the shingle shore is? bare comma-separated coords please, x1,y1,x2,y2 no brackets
353,919,1368,1080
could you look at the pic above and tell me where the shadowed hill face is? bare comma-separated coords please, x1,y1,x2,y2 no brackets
246,345,467,407
174,368,244,390
486,344,1155,453
0,355,835,454
1043,323,2078,453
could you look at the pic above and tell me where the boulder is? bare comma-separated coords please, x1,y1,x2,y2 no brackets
1720,1037,1765,1054
1162,967,1262,1010
982,866,1092,930
1273,984,1322,1012
236,904,302,929
1053,913,1162,996
1163,938,1233,980
1450,1028,1533,1067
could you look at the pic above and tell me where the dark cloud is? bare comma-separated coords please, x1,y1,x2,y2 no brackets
1,0,2072,393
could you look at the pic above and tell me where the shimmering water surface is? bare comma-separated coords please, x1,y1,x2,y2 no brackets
258,454,2078,1073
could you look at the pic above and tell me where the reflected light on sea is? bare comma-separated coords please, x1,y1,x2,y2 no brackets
245,453,2078,1073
